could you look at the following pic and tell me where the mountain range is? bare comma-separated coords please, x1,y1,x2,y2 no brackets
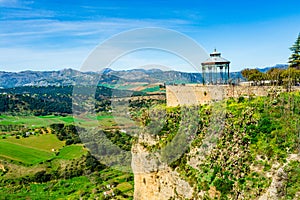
0,64,288,88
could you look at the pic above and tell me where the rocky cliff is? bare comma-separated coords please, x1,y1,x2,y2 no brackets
130,91,300,199
132,133,193,200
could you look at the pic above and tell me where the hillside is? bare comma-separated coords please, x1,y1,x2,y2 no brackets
130,91,300,199
0,85,146,115
1,84,299,199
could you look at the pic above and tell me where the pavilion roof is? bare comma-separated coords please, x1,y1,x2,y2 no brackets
201,49,230,66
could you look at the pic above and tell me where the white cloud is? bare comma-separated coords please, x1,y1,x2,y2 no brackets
0,17,198,72
0,0,17,7
0,0,16,3
0,47,90,72
0,18,193,48
0,0,32,8
1,5,298,72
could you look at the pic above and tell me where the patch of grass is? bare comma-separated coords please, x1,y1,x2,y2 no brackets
38,115,75,124
98,83,146,90
0,115,76,128
0,176,94,200
141,85,161,93
96,115,114,120
58,116,75,123
0,114,130,130
57,145,87,160
0,141,54,165
80,115,135,128
85,114,114,121
114,84,138,90
5,134,65,152
117,182,133,192
0,170,134,199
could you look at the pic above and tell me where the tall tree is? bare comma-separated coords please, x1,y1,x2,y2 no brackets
241,68,265,84
266,68,284,85
289,33,300,69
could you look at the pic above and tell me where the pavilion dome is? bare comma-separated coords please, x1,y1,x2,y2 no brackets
202,49,230,66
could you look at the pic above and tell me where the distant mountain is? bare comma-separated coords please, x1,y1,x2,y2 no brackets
0,69,119,88
257,64,288,73
107,69,203,84
0,64,288,88
0,68,204,88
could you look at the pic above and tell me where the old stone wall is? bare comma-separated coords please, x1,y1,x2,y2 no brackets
166,84,300,107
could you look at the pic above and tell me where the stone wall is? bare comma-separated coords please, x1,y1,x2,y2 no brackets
166,84,299,107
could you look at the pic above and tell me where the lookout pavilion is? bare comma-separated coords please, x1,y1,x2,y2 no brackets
201,49,230,84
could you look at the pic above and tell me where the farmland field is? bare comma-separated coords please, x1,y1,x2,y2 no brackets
0,115,76,128
0,140,54,165
0,114,134,130
0,112,135,199
0,171,134,200
38,115,77,123
117,182,133,193
4,134,65,152
57,145,86,160
0,134,66,165
141,85,161,93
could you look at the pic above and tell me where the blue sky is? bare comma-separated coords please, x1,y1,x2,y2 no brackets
0,0,300,72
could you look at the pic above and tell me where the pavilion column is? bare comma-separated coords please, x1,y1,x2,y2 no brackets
202,66,206,84
209,67,212,84
220,66,223,84
214,66,218,84
227,65,230,84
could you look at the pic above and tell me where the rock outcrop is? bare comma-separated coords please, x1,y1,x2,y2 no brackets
132,134,193,200
259,154,300,200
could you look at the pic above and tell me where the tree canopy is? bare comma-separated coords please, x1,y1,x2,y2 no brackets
289,33,300,69
241,68,265,84
241,67,300,87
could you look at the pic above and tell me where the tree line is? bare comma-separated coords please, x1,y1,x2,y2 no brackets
241,67,300,86
241,33,300,87
0,85,145,115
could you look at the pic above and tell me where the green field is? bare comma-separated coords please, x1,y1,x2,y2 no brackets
0,140,54,165
0,114,135,130
117,182,133,193
98,83,146,90
0,123,111,165
0,113,135,199
0,134,66,165
38,115,77,123
0,172,134,200
81,114,136,127
5,134,65,152
0,115,76,128
57,145,87,160
141,85,161,93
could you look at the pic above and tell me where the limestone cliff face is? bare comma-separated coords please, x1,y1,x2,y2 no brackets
259,154,300,200
132,134,193,200
133,166,193,200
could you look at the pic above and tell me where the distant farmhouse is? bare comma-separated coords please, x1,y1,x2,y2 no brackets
166,49,296,107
